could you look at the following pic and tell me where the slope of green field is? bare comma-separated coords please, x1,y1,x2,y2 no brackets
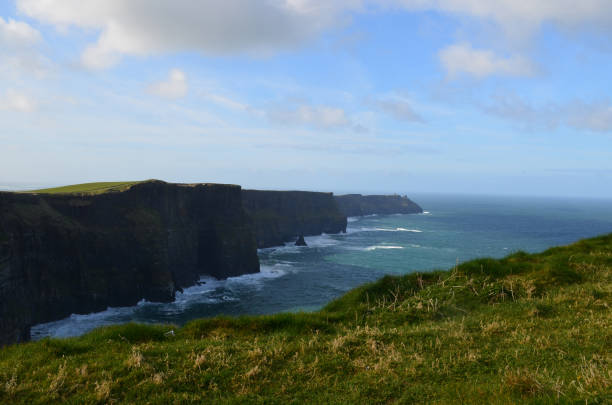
24,181,144,195
1,234,610,404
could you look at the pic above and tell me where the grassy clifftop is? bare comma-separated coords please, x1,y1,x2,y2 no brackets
25,181,145,195
22,181,242,196
1,234,610,404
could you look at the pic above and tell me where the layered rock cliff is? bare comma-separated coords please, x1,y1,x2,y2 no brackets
335,194,423,217
0,181,422,346
0,181,259,346
242,190,347,248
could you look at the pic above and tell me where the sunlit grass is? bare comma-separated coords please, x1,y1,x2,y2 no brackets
1,234,610,403
24,181,145,195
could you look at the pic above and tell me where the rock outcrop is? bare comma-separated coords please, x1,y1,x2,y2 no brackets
242,190,347,248
335,194,423,217
0,180,259,346
295,235,307,246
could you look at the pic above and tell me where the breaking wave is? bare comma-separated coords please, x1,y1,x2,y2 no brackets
352,227,422,233
31,262,295,340
364,245,404,251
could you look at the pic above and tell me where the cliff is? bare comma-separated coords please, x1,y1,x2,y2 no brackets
242,190,347,248
1,234,609,403
334,194,423,217
0,180,259,346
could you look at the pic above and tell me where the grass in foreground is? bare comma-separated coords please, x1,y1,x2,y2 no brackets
1,234,610,404
24,181,144,195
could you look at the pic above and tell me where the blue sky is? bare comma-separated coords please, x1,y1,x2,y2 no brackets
1,1,612,197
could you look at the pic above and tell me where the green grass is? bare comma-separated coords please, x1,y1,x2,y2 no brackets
1,234,611,404
24,181,146,195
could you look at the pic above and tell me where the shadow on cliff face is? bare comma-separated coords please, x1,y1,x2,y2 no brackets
0,181,260,346
242,190,347,248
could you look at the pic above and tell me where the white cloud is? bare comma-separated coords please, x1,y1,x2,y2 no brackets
206,94,250,112
204,94,356,129
147,69,188,100
16,1,612,70
482,93,559,129
0,89,37,112
268,104,351,129
0,17,51,79
439,43,536,78
483,93,612,133
376,97,423,122
1,51,53,79
392,1,612,32
202,93,267,119
0,16,41,47
565,101,612,132
81,44,121,70
16,0,359,69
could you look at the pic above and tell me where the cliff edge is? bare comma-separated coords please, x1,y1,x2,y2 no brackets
0,180,260,345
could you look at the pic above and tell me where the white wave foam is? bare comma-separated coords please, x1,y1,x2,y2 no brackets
422,211,431,215
345,226,362,234
305,233,342,247
30,304,141,340
229,263,292,283
31,262,295,339
274,233,340,249
359,227,381,232
347,216,359,223
262,233,342,255
364,245,404,251
149,265,293,316
395,227,422,232
356,227,422,233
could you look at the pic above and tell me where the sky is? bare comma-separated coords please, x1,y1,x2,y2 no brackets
1,1,612,198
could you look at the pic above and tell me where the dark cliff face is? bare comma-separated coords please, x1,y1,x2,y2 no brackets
335,194,423,217
0,181,259,346
242,190,347,248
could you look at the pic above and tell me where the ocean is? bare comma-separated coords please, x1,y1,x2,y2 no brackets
30,193,612,339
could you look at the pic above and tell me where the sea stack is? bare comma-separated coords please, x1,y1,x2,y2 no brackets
295,235,307,246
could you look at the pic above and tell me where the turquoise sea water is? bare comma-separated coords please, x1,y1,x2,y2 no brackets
31,194,612,339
